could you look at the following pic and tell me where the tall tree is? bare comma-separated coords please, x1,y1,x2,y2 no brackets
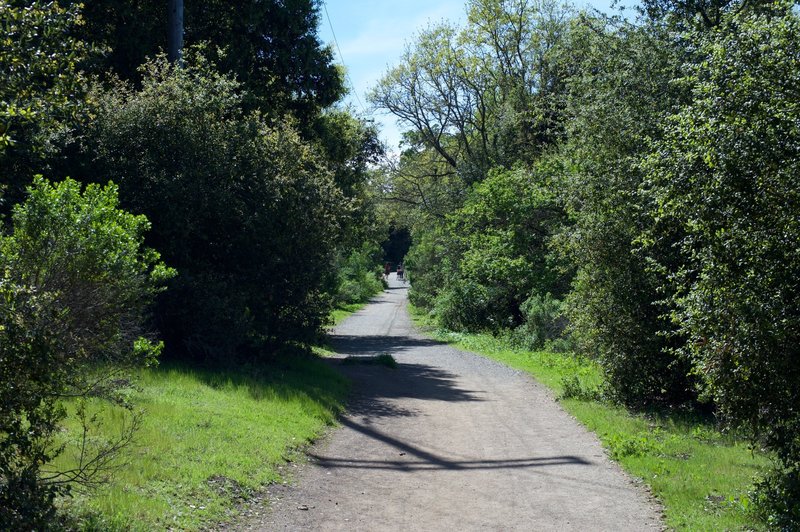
554,14,698,407
643,5,800,523
66,0,344,121
370,0,571,186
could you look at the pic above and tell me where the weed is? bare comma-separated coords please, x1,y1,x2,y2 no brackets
560,375,604,402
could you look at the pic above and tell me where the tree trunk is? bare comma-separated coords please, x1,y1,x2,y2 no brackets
167,0,184,64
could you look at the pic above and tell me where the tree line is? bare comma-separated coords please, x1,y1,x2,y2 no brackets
371,0,799,526
1,1,384,527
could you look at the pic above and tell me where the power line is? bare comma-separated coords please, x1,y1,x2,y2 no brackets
322,1,368,113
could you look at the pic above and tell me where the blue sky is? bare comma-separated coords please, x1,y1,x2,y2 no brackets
318,1,633,150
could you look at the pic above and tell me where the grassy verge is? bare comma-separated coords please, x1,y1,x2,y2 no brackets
54,355,348,531
410,305,769,531
329,302,369,327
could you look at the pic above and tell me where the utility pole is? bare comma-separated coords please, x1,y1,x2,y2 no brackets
167,0,184,64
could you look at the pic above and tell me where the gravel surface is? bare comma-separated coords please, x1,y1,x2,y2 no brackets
229,275,664,531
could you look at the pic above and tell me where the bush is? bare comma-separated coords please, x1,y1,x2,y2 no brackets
753,464,800,530
404,224,457,311
333,243,384,305
434,281,495,332
84,55,349,360
556,19,698,409
643,6,800,517
514,293,568,350
442,165,569,332
0,177,170,529
0,1,90,214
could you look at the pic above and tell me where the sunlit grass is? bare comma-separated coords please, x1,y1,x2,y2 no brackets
53,356,348,531
329,302,369,327
410,305,769,531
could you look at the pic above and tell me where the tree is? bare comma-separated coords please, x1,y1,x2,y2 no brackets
65,0,344,122
0,177,171,529
643,5,800,524
554,14,698,407
370,0,571,186
435,162,568,332
640,0,775,28
167,0,183,63
0,1,89,215
83,56,350,360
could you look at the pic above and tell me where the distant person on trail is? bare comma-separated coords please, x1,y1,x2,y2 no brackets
396,263,404,280
384,262,391,277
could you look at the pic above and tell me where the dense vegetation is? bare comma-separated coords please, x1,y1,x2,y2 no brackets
2,0,798,527
1,0,383,527
372,0,800,526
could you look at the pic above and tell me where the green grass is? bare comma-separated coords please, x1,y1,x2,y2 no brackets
410,305,769,531
53,355,348,531
329,302,369,327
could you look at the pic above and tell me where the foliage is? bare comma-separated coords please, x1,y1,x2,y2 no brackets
449,164,568,328
426,164,567,332
0,177,170,529
404,223,459,310
642,5,800,523
333,242,384,305
554,15,699,408
640,0,777,29
65,0,344,123
370,0,572,182
0,1,90,214
516,292,569,351
83,56,350,360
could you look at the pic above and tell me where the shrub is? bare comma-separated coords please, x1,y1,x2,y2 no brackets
515,293,568,350
404,224,457,311
84,55,350,360
334,243,384,305
434,281,495,332
643,6,800,520
753,465,800,530
0,1,90,214
556,19,698,409
442,165,569,332
0,177,170,529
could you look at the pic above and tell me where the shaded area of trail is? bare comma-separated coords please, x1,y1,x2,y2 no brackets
232,274,663,531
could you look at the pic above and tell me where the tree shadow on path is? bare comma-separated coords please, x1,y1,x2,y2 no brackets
320,331,594,475
329,334,442,357
310,415,590,472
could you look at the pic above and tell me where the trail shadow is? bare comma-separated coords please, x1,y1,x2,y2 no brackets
309,417,590,472
339,361,484,419
329,334,442,357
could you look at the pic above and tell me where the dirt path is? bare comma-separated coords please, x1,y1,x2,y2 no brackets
233,275,663,531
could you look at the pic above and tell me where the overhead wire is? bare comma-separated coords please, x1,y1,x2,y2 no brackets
322,1,368,114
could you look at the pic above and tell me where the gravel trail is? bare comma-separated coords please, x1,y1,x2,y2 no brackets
232,275,663,531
